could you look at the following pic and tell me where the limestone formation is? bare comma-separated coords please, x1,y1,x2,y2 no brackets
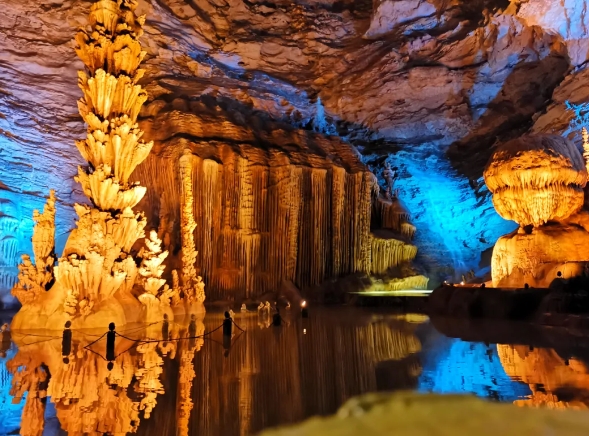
484,134,589,287
137,147,427,299
10,0,202,328
491,224,589,287
11,191,56,305
484,135,587,228
2,0,588,303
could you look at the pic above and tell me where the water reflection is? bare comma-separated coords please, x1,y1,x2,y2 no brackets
498,345,589,409
0,309,428,435
2,308,589,435
3,315,204,435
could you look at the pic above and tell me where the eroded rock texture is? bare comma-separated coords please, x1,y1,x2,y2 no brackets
1,0,588,301
485,135,587,228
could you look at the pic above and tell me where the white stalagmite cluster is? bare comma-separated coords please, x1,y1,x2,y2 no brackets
484,134,587,227
11,0,203,329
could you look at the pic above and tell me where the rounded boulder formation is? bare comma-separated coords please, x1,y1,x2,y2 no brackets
484,135,587,227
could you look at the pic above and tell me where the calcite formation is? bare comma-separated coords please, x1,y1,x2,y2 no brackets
10,0,203,328
2,0,587,302
484,135,587,228
485,134,589,287
136,143,427,300
491,224,589,288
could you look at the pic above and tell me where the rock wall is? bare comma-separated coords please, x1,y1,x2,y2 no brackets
137,140,423,300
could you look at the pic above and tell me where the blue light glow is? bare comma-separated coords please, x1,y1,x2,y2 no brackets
0,350,25,435
388,150,516,279
418,337,531,401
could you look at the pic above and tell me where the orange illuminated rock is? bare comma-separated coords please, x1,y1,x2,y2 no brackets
498,344,589,409
11,0,204,330
491,224,589,287
484,135,587,227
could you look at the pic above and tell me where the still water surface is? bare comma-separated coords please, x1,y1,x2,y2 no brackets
0,307,585,435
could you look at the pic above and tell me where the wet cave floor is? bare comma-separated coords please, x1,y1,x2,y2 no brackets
1,306,587,435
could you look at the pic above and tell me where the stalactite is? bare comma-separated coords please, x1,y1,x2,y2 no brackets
373,197,415,240
137,144,424,300
286,166,302,282
369,233,418,274
331,166,346,277
583,127,589,173
368,275,429,292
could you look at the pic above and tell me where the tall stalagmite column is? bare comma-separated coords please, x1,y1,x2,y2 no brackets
11,0,189,328
59,0,154,321
179,151,206,303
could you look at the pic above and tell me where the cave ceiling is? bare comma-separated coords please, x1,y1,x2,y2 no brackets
0,0,588,298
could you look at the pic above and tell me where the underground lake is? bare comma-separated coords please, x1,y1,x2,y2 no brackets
3,306,589,435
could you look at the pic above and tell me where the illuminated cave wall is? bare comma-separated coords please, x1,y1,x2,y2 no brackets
1,0,589,302
136,140,376,300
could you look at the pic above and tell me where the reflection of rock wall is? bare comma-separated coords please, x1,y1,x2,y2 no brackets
498,344,589,409
186,312,423,436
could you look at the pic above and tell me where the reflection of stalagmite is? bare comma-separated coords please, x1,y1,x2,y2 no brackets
9,358,48,436
134,341,165,419
498,344,589,409
177,318,204,436
6,315,199,435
